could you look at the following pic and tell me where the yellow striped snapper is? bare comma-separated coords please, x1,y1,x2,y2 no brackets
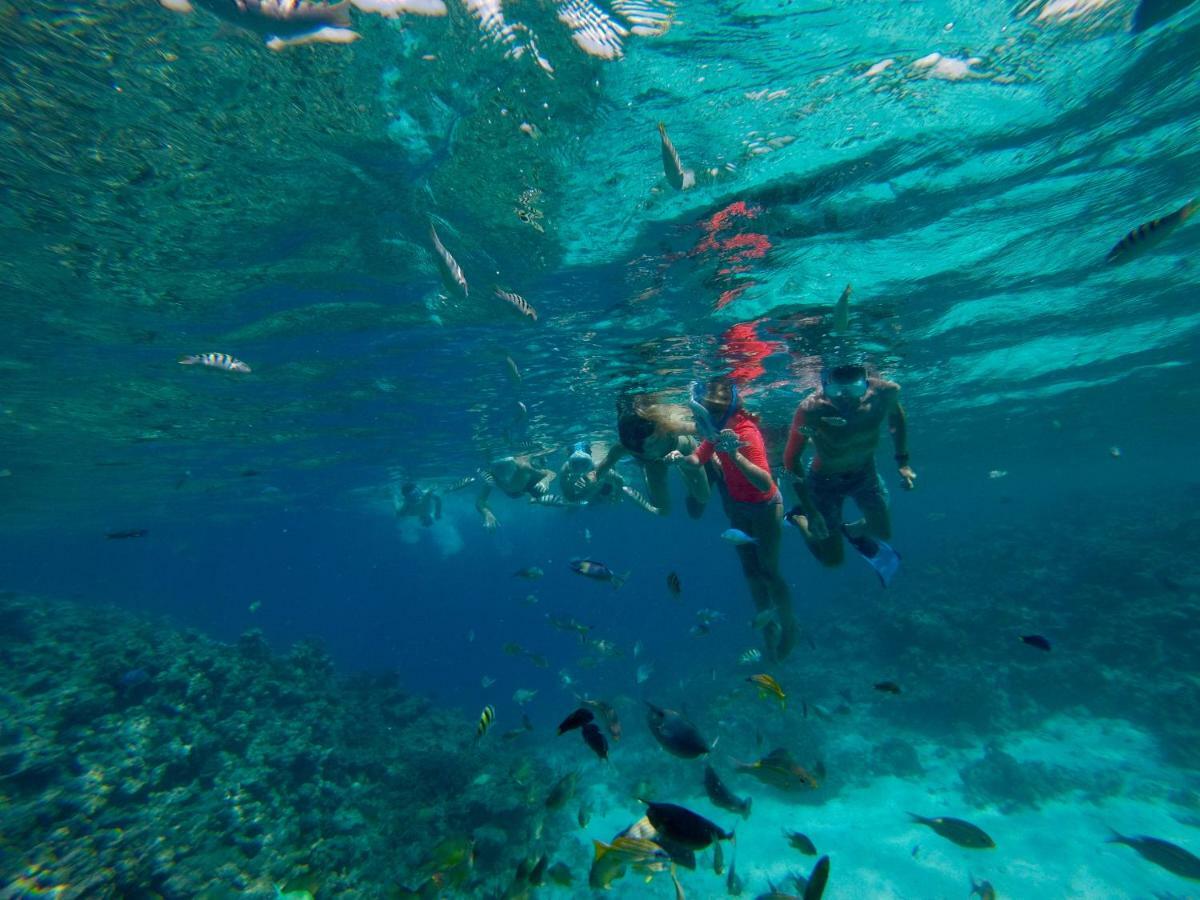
179,352,251,373
429,222,468,298
658,122,695,191
475,704,495,741
495,287,538,322
1106,198,1196,264
161,0,361,50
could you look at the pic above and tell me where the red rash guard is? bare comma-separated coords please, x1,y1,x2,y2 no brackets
695,409,776,504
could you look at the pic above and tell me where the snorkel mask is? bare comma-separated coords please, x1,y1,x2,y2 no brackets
821,363,868,403
567,440,595,474
690,380,740,434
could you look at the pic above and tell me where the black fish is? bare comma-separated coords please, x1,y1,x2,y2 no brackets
908,813,995,849
704,765,752,819
667,571,682,596
558,707,595,735
874,681,901,695
646,702,711,758
106,529,149,540
545,771,578,810
581,722,609,761
1020,634,1051,652
528,854,548,886
1107,830,1200,880
786,830,817,855
727,846,743,895
643,801,732,851
803,855,830,900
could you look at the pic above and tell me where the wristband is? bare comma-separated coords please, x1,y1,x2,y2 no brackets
895,453,910,466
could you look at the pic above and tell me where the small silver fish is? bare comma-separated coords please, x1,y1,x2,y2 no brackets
481,675,496,687
739,648,762,665
429,222,469,298
636,662,654,684
494,287,538,322
721,528,757,546
513,688,538,705
179,352,251,373
832,283,852,332
657,121,695,191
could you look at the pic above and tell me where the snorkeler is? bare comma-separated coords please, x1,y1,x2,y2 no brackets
558,440,660,515
782,356,916,586
476,455,555,530
394,482,442,527
669,377,797,660
592,395,712,518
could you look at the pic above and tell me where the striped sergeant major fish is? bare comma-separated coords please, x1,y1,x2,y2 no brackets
475,704,496,741
1106,198,1196,264
495,287,538,322
179,352,251,373
429,222,469,298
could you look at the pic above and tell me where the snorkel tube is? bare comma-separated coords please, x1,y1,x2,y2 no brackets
688,382,720,442
688,380,744,454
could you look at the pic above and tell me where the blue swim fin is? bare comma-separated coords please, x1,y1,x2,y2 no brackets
844,531,901,587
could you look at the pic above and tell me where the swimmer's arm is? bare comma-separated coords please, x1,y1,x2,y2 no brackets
730,448,773,492
783,405,809,476
475,484,493,516
887,393,909,465
531,468,556,495
784,405,818,512
593,444,627,479
670,439,711,469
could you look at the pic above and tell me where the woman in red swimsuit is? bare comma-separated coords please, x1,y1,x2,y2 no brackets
670,377,796,661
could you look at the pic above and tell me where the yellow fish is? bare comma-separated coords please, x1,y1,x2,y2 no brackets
475,704,495,741
747,673,786,707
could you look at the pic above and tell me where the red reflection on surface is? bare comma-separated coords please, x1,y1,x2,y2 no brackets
691,200,771,310
720,320,784,383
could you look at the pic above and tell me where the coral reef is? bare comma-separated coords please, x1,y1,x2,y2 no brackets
0,592,552,898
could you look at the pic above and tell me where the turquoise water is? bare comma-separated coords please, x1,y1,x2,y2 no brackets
1,0,1199,897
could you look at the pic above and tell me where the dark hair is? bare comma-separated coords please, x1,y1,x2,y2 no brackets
401,482,418,497
618,410,656,454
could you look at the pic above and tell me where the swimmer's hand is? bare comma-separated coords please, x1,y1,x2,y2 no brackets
482,509,499,530
898,465,917,491
665,450,685,465
530,480,548,497
715,429,746,455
